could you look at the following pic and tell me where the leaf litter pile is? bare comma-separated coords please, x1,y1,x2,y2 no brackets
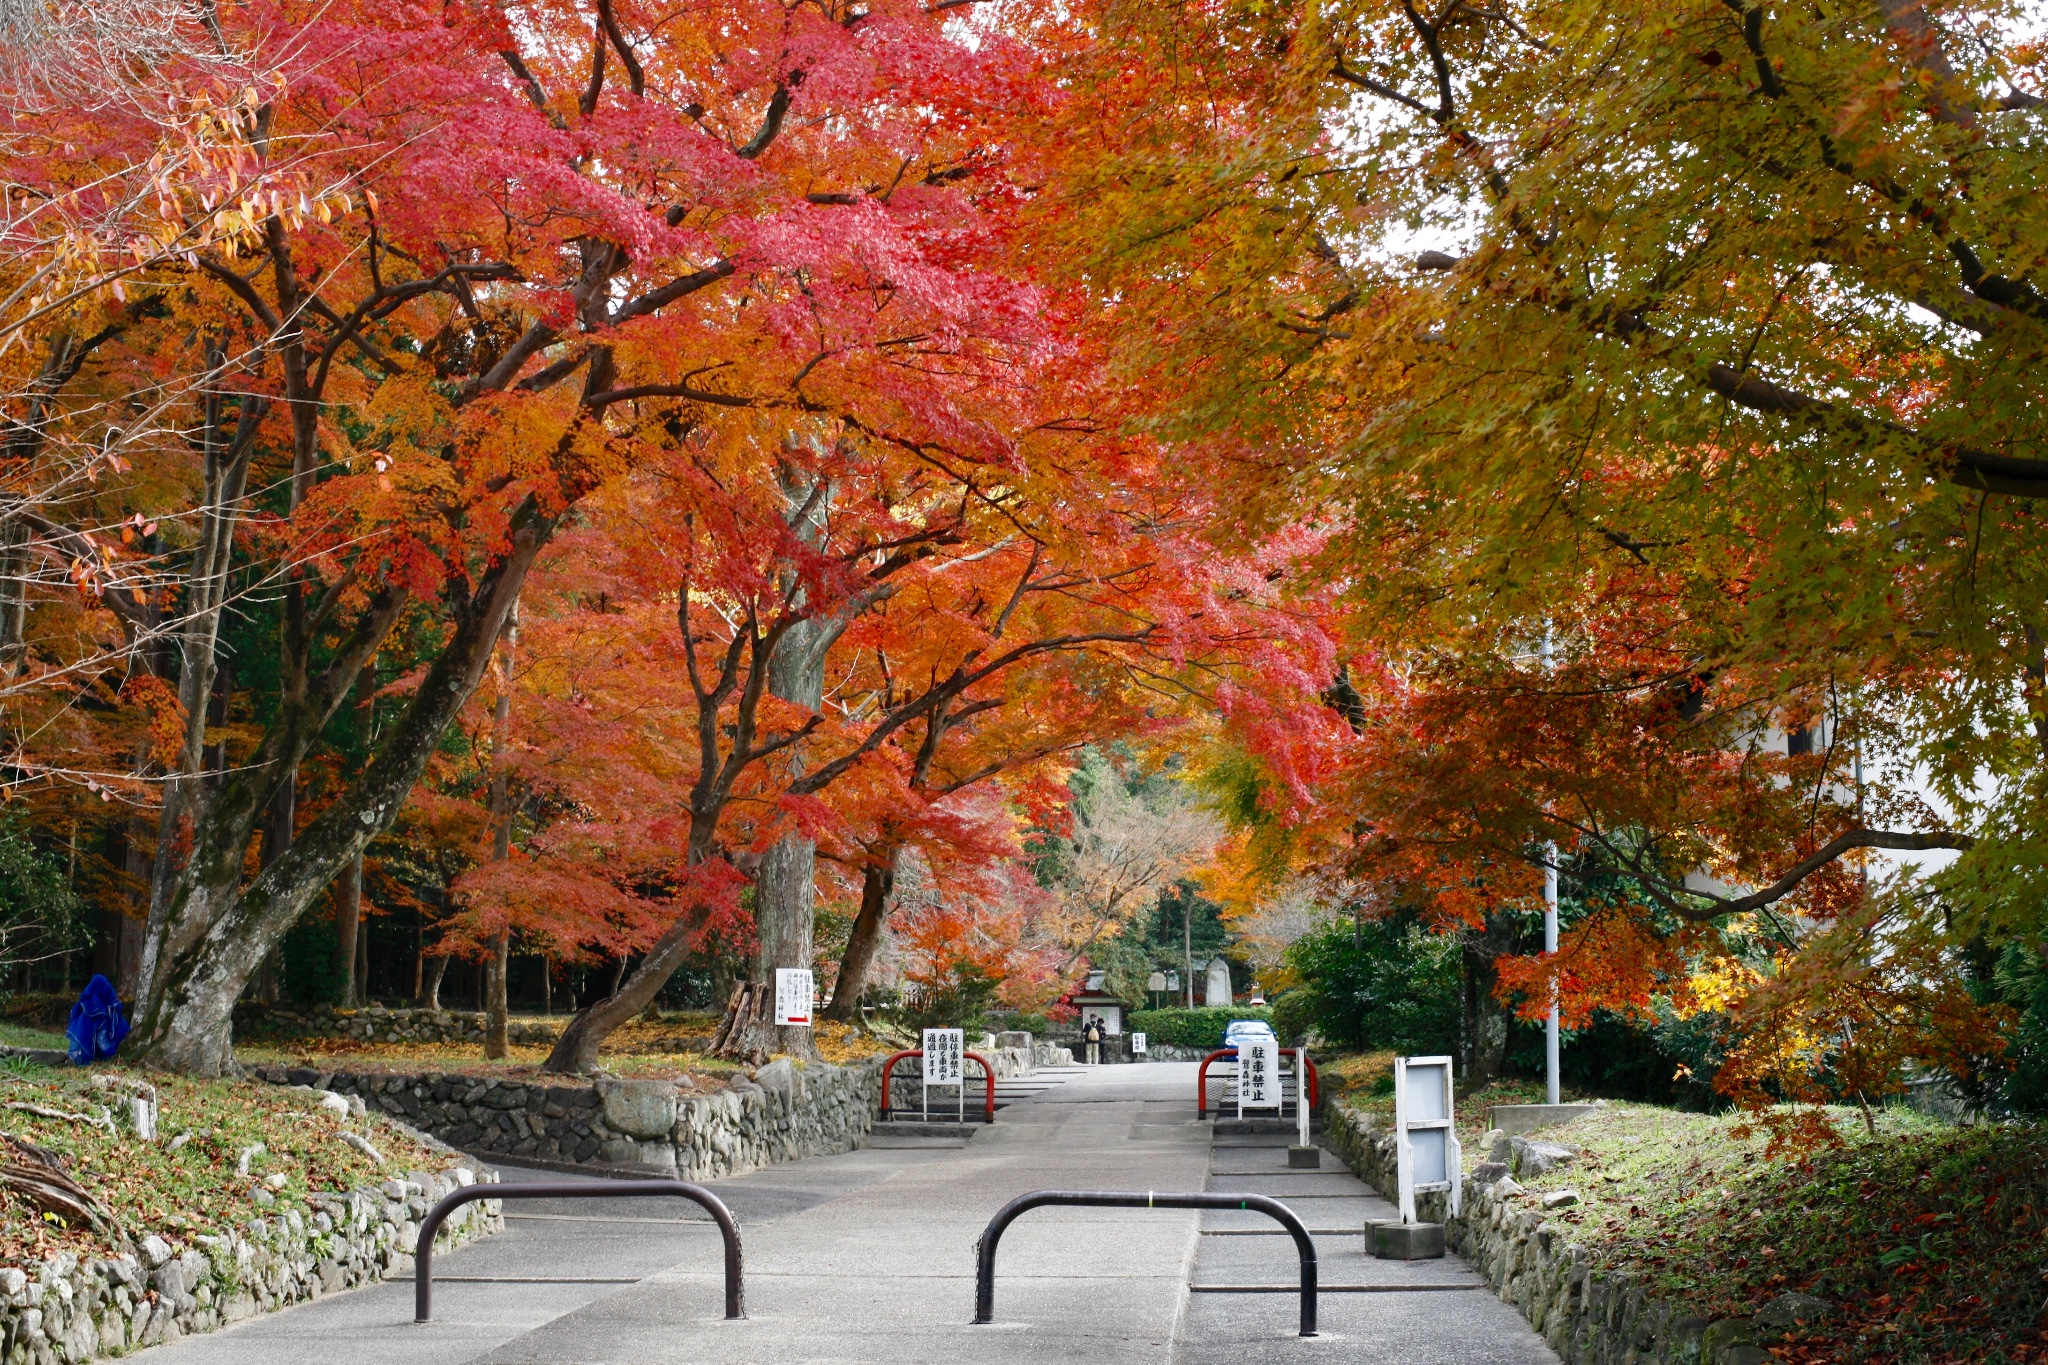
1496,1103,2048,1363
0,1059,445,1266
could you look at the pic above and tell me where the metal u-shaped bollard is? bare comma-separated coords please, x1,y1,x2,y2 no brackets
413,1178,746,1322
972,1189,1317,1336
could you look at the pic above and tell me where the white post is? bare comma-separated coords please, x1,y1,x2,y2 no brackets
1294,1049,1310,1148
1393,1056,1415,1224
1544,842,1559,1107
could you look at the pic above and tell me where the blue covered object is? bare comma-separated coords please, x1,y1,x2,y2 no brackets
1223,1019,1276,1050
66,975,129,1065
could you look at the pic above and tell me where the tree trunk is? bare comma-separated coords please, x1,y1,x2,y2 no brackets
722,467,835,1060
127,510,552,1075
481,605,519,1062
333,854,363,1008
356,914,370,1001
543,905,720,1072
541,461,874,1073
423,954,449,1010
0,516,28,678
745,832,820,1058
484,932,510,1059
541,955,552,1016
822,849,896,1022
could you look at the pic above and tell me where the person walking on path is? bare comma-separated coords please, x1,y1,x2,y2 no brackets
1082,1016,1104,1066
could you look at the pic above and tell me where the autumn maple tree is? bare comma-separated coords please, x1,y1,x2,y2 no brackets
432,379,1313,1070
0,0,1139,1073
1005,0,2048,1131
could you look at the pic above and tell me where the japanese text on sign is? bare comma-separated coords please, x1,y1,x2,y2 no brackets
923,1028,963,1085
1131,1032,1148,1055
773,968,814,1027
1240,1038,1277,1111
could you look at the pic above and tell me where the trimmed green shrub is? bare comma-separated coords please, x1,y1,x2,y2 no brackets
1281,917,1461,1053
1126,1006,1273,1050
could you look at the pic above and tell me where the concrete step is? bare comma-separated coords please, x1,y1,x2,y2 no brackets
1212,1117,1322,1136
869,1119,987,1139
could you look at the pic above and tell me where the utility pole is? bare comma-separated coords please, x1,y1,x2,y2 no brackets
1183,893,1194,1009
1544,844,1559,1105
1541,623,1560,1107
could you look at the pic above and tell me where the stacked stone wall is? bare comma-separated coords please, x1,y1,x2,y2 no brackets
249,1056,884,1180
0,1160,496,1364
233,1003,559,1047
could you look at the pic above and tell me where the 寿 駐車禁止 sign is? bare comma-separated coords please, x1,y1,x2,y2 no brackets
1238,1037,1278,1113
1131,1032,1148,1055
773,968,814,1027
923,1028,964,1085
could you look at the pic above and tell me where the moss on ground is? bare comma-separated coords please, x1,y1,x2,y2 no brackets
0,1058,449,1269
1475,1102,2048,1363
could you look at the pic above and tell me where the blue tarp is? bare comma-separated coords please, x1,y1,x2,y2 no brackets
66,975,129,1064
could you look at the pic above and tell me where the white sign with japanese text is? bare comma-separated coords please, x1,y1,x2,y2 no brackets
1131,1032,1147,1055
1238,1037,1278,1113
922,1028,964,1085
773,968,814,1027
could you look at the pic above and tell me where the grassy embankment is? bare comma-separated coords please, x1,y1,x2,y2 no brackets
1323,1051,2048,1363
0,1055,451,1269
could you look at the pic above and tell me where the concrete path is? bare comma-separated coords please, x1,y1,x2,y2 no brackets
128,1062,1558,1364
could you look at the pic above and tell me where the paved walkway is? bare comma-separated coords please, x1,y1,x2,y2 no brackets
130,1062,1557,1364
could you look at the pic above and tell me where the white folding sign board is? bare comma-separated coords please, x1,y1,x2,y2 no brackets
773,968,814,1027
922,1028,964,1085
1131,1032,1148,1055
1237,1037,1278,1114
1393,1055,1462,1223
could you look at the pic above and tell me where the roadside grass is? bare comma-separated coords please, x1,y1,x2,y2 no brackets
1329,1055,1573,1153
1475,1102,2048,1363
0,1059,448,1267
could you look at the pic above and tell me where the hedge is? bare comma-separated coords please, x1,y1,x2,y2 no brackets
1126,1006,1274,1050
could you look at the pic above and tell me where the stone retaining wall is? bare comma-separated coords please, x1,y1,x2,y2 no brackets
249,1057,884,1180
1322,1102,1759,1365
0,1157,497,1365
233,1003,559,1047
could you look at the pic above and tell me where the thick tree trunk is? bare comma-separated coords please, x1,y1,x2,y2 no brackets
484,932,510,1058
423,953,449,1010
543,906,718,1072
128,512,551,1074
333,854,363,1007
822,849,896,1022
723,467,834,1060
745,832,820,1058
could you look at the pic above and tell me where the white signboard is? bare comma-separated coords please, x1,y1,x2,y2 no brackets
1131,1032,1147,1055
773,968,814,1027
1238,1036,1278,1114
922,1028,964,1085
1393,1055,1462,1223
